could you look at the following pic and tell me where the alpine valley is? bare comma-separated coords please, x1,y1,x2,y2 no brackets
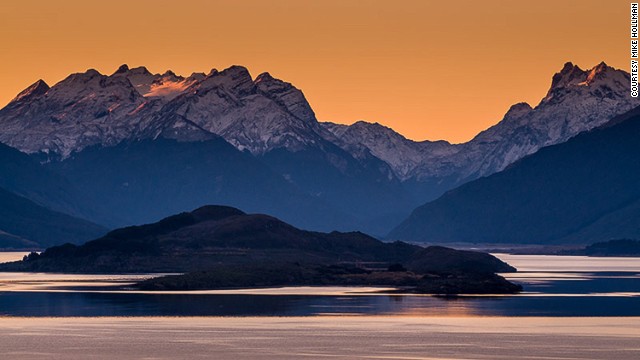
0,61,637,248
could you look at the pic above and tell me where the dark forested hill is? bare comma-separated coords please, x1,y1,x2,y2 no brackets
0,187,107,248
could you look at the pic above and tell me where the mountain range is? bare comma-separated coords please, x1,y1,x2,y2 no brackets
0,61,636,247
325,62,636,198
390,105,640,244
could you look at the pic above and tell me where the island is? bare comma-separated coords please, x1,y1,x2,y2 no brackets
1,205,522,295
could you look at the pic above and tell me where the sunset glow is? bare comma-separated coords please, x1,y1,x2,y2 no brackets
0,0,628,142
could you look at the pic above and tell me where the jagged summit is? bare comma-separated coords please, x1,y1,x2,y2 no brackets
459,60,637,179
592,61,609,72
209,65,252,81
10,79,50,104
81,68,102,77
559,61,579,73
0,61,637,180
584,61,613,85
0,66,147,156
110,65,197,101
192,66,255,99
0,60,638,236
158,65,329,154
255,72,317,123
0,64,336,158
112,64,152,76
0,62,333,156
503,102,533,118
326,61,639,183
547,62,585,90
188,72,207,82
255,72,275,83
113,64,130,74
543,61,626,104
322,120,458,181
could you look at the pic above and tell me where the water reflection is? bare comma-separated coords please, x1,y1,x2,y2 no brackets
493,253,640,272
0,252,29,264
0,254,638,317
1,290,639,317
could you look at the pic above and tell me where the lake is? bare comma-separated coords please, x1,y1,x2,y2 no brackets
0,253,639,317
2,316,639,360
1,252,639,359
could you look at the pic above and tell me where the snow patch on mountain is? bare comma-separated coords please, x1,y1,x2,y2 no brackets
112,65,200,101
325,62,639,182
455,61,638,179
0,61,636,187
322,121,457,180
161,66,330,154
0,68,147,157
10,79,50,104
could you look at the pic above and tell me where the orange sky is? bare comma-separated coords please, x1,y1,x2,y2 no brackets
0,0,629,143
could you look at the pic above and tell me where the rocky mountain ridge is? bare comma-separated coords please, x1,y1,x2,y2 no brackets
0,64,336,158
2,61,633,182
0,61,635,236
326,62,638,183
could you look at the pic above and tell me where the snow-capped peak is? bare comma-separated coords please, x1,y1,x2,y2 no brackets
458,61,638,179
144,71,195,101
584,61,610,84
9,79,50,104
0,61,637,186
322,120,457,180
255,72,317,123
542,61,628,104
503,102,533,119
187,72,207,82
111,65,157,96
111,64,198,101
155,66,330,154
113,64,130,74
325,61,639,183
196,65,255,96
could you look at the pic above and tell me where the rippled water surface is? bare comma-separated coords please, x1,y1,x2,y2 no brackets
0,253,638,317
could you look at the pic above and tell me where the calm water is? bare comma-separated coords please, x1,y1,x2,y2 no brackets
0,252,29,263
3,317,639,360
0,253,638,317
